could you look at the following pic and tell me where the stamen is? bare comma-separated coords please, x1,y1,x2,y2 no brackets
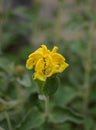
42,57,47,74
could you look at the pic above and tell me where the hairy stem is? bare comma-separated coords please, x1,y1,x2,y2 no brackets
45,96,49,120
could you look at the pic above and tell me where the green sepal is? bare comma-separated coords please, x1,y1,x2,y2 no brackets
43,75,59,96
35,79,45,94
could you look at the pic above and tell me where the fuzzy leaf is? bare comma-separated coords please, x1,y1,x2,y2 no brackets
49,107,83,124
16,107,45,130
53,85,79,106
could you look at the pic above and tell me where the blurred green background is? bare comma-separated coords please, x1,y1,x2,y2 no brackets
0,0,96,130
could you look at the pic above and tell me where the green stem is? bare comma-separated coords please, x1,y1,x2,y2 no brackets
15,81,22,113
45,96,49,120
4,111,13,130
15,81,22,100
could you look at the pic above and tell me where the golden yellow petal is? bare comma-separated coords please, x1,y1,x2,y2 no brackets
28,50,42,58
41,44,50,55
26,58,34,69
51,46,58,54
34,72,46,81
57,62,69,73
51,53,65,63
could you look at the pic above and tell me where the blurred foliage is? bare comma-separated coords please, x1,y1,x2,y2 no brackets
0,0,96,130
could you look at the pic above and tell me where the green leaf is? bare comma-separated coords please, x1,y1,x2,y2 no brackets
0,113,5,122
17,74,31,87
84,117,94,130
0,76,8,93
49,107,83,124
16,107,45,130
56,123,72,130
53,85,79,106
0,58,10,74
43,76,59,96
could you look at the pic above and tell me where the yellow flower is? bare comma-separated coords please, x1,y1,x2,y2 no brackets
26,44,69,81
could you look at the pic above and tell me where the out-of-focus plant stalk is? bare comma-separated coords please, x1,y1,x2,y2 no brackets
0,0,3,55
0,0,11,54
83,0,94,116
53,0,64,41
4,111,13,130
83,24,94,117
15,81,23,113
